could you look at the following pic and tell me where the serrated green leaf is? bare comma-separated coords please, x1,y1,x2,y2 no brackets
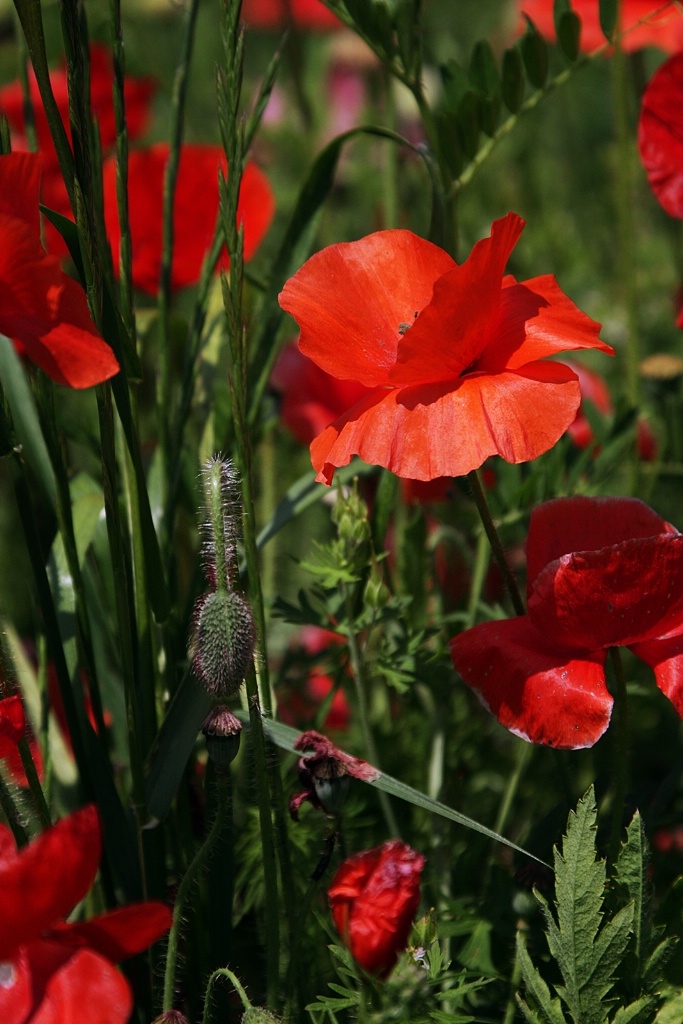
583,902,634,1018
520,17,549,89
612,995,658,1024
642,937,677,991
516,932,568,1024
654,992,683,1024
614,811,652,986
599,0,618,41
502,47,525,112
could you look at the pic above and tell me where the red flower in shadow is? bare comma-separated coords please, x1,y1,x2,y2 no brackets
0,153,119,388
450,496,683,749
102,144,274,295
518,1,683,53
0,44,155,255
0,805,172,1024
328,839,425,978
279,213,612,484
638,50,683,219
241,0,342,29
276,627,351,733
0,692,44,789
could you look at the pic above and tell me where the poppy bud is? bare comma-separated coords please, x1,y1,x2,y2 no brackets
192,589,255,697
152,1012,190,1024
202,705,242,769
331,481,371,568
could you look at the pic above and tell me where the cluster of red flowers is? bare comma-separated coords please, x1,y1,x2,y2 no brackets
450,496,683,749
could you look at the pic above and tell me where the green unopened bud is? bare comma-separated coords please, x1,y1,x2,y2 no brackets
192,589,255,697
331,480,371,567
242,1009,283,1023
364,568,390,610
202,705,242,768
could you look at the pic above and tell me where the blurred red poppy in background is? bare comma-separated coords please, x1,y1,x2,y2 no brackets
0,44,155,254
450,496,683,749
276,626,351,733
0,804,172,1024
0,153,119,388
241,0,342,29
328,839,425,977
102,144,275,295
565,359,657,459
279,213,612,484
518,1,683,53
638,50,683,219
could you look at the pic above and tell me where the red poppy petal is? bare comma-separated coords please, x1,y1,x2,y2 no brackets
0,153,42,233
0,950,32,1024
477,276,611,372
628,634,683,717
525,496,678,591
242,0,342,28
310,362,580,484
528,534,683,650
279,230,455,388
0,216,119,388
0,696,25,745
451,616,612,749
0,806,101,961
44,902,172,962
519,0,683,54
389,213,525,385
638,51,683,218
27,946,132,1024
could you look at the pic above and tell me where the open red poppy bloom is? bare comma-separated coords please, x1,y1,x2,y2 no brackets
0,45,154,254
279,213,611,484
450,496,683,749
328,839,425,978
102,144,274,295
0,804,172,1024
0,153,119,388
518,1,683,53
638,51,683,218
241,0,342,29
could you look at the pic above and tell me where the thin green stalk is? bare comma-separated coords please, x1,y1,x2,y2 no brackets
0,776,28,846
202,967,251,1024
465,529,491,629
108,0,136,339
17,735,51,830
481,740,532,899
608,646,630,869
163,771,232,1012
467,470,525,617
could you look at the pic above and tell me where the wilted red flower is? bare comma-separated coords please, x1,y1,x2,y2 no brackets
0,153,119,388
241,0,342,29
638,50,683,218
328,839,425,977
102,144,274,295
290,730,380,820
518,1,683,53
450,496,683,749
0,804,172,1024
0,44,154,254
279,213,612,484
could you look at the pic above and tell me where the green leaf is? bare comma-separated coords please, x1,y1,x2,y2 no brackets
613,812,652,986
557,11,581,61
655,992,683,1024
599,0,618,41
612,996,659,1024
520,17,549,89
468,40,501,135
516,933,568,1024
502,47,525,113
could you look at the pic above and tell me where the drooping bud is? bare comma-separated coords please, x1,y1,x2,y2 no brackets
202,704,242,769
192,590,255,697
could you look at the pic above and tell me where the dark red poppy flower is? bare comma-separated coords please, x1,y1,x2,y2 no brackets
277,627,351,732
290,729,380,820
450,496,683,749
0,153,119,388
328,839,425,978
0,44,155,255
0,692,44,789
638,50,683,218
279,213,612,484
102,144,274,295
0,804,172,1024
241,0,342,29
519,1,683,53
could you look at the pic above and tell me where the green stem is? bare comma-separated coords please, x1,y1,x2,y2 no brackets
467,470,525,617
17,735,51,830
481,740,531,899
608,646,630,869
202,967,251,1024
163,770,232,1013
0,775,28,846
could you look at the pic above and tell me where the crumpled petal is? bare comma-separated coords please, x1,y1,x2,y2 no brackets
0,805,101,961
279,229,455,387
310,362,580,483
638,50,683,218
450,616,611,749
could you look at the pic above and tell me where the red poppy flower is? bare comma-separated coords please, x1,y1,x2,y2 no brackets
0,804,172,1024
328,839,425,978
279,213,612,484
276,627,351,732
290,729,379,820
638,50,683,218
102,144,275,295
518,1,683,53
564,359,657,459
0,696,26,756
450,496,683,749
0,45,155,255
241,0,342,30
0,153,119,388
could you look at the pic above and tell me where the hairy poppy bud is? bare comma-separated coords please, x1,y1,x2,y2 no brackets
202,705,242,769
242,1009,282,1023
192,590,255,697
